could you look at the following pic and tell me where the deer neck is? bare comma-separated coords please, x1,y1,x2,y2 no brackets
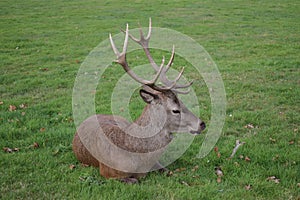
133,104,168,133
122,104,172,152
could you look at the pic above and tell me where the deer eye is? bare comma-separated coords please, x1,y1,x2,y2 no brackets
172,110,180,114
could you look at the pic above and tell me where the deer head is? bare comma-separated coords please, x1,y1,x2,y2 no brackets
109,19,206,136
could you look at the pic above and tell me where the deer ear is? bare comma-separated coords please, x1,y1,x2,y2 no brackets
139,89,159,104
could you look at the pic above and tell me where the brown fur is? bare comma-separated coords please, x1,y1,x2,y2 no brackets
72,88,204,180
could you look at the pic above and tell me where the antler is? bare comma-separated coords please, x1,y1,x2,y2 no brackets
109,19,193,93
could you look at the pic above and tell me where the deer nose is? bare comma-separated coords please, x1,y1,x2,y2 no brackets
200,122,206,130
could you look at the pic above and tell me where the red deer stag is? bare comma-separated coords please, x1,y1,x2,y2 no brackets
72,19,206,183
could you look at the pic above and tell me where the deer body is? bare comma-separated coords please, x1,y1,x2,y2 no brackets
72,19,206,181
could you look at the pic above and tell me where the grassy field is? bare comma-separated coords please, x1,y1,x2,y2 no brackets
1,0,299,199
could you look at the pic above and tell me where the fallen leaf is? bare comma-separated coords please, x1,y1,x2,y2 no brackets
19,104,27,109
245,156,251,162
9,105,17,111
166,171,174,176
40,127,46,132
288,140,294,145
33,142,39,148
245,184,252,190
266,176,280,184
297,183,300,188
13,147,20,152
3,147,19,153
217,152,221,158
75,60,81,64
191,165,199,172
180,180,190,186
214,146,219,152
215,166,223,177
69,164,76,170
3,147,13,153
175,167,186,172
244,124,254,129
0,101,3,105
269,137,276,143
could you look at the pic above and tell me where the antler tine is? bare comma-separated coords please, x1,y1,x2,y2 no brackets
122,24,129,53
149,56,165,85
109,33,120,57
161,67,184,90
127,18,151,46
145,18,152,40
165,45,175,72
157,45,194,91
109,22,165,87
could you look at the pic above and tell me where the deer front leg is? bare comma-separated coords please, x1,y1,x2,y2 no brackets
99,162,146,184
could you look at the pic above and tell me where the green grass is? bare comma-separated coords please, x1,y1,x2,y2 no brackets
1,0,299,199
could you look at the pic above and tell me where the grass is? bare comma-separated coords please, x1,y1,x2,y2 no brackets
1,0,299,199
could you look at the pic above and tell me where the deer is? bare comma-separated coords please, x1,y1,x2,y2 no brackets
72,19,206,183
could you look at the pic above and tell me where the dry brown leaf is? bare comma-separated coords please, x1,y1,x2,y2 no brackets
266,176,280,184
288,140,294,145
3,147,19,153
244,124,254,129
214,146,219,152
9,105,17,111
175,167,186,172
245,184,252,190
69,164,76,170
40,127,46,132
180,180,190,186
3,147,13,153
19,104,27,109
13,147,20,152
215,166,223,177
191,165,199,172
245,156,251,162
213,146,221,158
269,137,276,143
0,101,3,105
33,142,40,148
167,171,174,176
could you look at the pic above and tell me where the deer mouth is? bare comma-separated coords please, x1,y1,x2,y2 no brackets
190,130,202,135
189,122,206,135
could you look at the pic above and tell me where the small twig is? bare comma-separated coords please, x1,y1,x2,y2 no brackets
229,140,245,159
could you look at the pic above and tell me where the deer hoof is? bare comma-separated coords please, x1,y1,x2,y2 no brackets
120,177,139,184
